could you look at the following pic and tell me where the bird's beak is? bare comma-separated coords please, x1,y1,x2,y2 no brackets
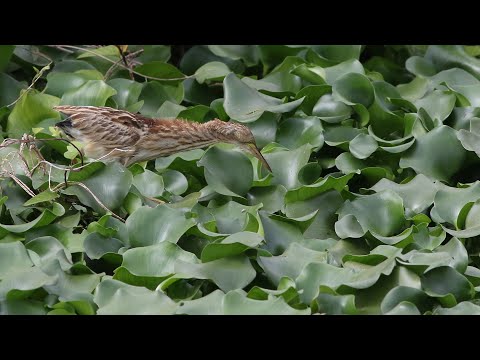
244,143,272,172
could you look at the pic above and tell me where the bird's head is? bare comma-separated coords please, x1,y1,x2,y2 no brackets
207,120,272,172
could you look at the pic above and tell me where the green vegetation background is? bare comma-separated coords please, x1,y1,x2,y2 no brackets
1,45,480,315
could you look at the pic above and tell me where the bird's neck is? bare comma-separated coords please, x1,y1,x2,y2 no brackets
140,119,228,158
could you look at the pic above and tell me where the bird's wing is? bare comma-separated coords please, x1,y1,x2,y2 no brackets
53,105,146,149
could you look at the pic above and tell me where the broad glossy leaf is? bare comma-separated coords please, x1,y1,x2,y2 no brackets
135,61,185,85
421,266,474,305
277,116,324,150
336,190,406,237
198,146,253,197
122,242,199,277
400,125,466,181
176,290,225,315
434,301,480,315
60,80,117,106
263,144,312,189
371,175,437,217
333,72,375,107
175,255,256,292
201,232,264,262
63,162,132,213
94,278,177,315
0,242,33,279
223,290,310,315
132,169,164,198
126,205,196,247
259,242,327,286
223,73,303,122
349,134,378,159
7,90,60,137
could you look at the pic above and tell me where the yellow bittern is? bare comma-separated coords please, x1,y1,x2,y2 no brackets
53,105,271,171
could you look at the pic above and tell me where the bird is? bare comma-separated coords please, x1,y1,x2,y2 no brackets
53,105,272,171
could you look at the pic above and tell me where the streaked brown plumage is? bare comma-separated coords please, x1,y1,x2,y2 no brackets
53,105,271,171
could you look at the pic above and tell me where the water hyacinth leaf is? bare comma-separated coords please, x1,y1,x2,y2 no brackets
107,78,144,109
223,290,310,315
223,73,303,122
263,144,312,190
277,116,324,150
371,175,437,217
63,162,133,213
194,61,231,84
421,266,475,304
247,185,287,213
175,256,256,292
400,125,466,181
201,231,264,262
122,242,199,277
414,90,456,122
332,72,375,107
434,301,480,315
132,169,165,198
312,94,352,123
60,80,117,106
176,290,225,315
433,181,480,228
7,90,60,137
0,242,33,279
94,278,177,315
258,242,327,286
349,134,378,159
198,147,253,197
126,205,196,247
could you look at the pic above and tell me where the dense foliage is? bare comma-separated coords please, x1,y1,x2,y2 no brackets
2,45,480,315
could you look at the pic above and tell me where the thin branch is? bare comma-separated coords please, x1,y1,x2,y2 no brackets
49,45,194,82
52,181,125,222
7,61,52,108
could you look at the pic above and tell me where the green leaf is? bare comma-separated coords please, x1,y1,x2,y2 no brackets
0,45,15,72
333,72,375,107
0,73,25,108
122,242,199,277
349,134,378,159
371,175,437,217
198,146,253,197
434,301,480,315
23,190,59,206
135,61,185,85
277,116,324,150
7,90,60,137
132,169,164,198
336,190,406,237
0,242,33,279
60,80,117,106
107,78,144,110
194,61,231,84
414,90,456,122
263,144,312,189
77,45,120,59
126,205,196,247
312,94,352,123
259,242,327,286
94,278,177,315
223,73,303,122
201,231,264,262
421,266,474,305
63,162,132,213
223,290,310,315
175,255,256,292
400,125,466,181
176,290,225,315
